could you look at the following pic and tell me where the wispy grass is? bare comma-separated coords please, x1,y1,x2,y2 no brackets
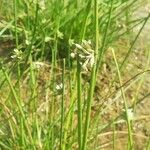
111,47,133,149
82,0,99,149
0,0,149,149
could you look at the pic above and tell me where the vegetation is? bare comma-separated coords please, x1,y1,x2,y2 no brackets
0,0,150,149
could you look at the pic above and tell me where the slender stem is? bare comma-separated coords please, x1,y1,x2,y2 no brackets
113,119,116,150
1,65,34,147
82,0,99,149
120,13,150,70
25,2,39,63
77,54,83,150
80,0,92,40
96,0,113,74
60,59,65,149
13,0,18,47
111,48,133,150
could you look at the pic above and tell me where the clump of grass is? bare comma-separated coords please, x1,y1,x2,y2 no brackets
0,0,150,149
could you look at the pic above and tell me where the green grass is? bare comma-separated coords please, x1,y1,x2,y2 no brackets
0,0,150,149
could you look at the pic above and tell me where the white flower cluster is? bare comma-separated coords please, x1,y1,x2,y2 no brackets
32,0,46,10
71,40,95,72
11,49,23,60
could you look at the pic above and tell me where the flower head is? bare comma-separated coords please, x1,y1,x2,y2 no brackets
11,49,23,60
71,40,95,72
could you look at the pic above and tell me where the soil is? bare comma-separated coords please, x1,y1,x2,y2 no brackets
0,40,15,58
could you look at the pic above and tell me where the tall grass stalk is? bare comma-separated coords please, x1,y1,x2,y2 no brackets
0,141,11,150
60,59,65,149
13,2,24,146
13,0,21,103
146,136,150,150
76,1,93,147
29,55,38,146
107,12,150,103
50,51,56,149
125,0,131,41
120,13,150,70
89,0,113,145
111,48,133,150
13,0,18,47
49,5,61,148
0,20,14,37
80,0,92,40
65,28,75,147
77,54,83,150
105,12,149,106
96,0,113,74
133,47,150,111
112,120,116,150
82,0,99,149
62,73,77,150
25,2,39,63
0,65,34,147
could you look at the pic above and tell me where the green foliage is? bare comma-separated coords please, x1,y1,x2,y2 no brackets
0,0,149,149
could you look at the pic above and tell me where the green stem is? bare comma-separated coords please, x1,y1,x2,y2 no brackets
111,48,133,150
60,59,65,149
82,0,99,149
77,54,83,150
13,0,18,47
